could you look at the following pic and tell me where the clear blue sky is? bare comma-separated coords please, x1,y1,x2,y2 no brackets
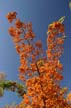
0,0,71,106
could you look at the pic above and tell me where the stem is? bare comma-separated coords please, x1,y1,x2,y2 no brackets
35,63,46,108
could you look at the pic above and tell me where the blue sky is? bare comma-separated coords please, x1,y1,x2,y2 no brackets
0,0,71,106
